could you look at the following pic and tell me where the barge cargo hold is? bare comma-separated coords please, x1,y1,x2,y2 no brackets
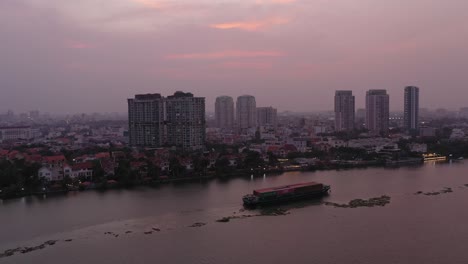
243,182,330,206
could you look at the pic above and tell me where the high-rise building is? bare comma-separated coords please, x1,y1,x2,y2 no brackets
128,92,205,149
460,107,468,118
128,94,165,147
257,107,278,128
366,90,390,136
165,91,205,150
215,96,235,129
236,95,257,131
334,90,355,132
404,86,419,134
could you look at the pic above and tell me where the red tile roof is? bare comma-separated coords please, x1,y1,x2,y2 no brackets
71,162,94,170
95,152,110,159
43,155,66,163
130,161,147,168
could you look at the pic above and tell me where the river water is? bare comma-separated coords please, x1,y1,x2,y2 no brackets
2,161,468,263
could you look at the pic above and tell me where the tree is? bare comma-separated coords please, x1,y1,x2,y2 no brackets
147,163,161,179
215,158,230,174
169,157,185,178
267,152,279,166
243,151,264,168
92,160,106,183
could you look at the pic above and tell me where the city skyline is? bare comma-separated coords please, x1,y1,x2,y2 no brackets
3,1,468,264
1,0,468,113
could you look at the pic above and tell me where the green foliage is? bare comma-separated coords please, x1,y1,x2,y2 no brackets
169,157,185,178
242,151,264,168
92,160,106,183
0,159,42,190
215,158,230,174
428,141,468,158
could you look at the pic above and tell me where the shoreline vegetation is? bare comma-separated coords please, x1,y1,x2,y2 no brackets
0,157,434,201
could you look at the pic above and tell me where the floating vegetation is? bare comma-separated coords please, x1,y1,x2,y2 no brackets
415,187,453,196
188,222,207,228
324,195,391,208
216,208,290,223
0,240,59,259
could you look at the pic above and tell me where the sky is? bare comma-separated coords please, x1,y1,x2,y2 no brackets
1,0,468,114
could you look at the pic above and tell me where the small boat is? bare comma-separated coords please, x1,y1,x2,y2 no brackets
243,182,330,206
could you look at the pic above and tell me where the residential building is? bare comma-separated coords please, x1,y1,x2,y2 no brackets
165,91,206,150
257,107,278,128
236,95,257,132
38,167,63,182
128,94,165,147
0,126,32,143
409,143,428,153
366,90,390,135
42,155,66,169
215,96,235,129
334,90,355,132
70,162,94,180
419,127,436,137
460,107,468,118
404,86,419,134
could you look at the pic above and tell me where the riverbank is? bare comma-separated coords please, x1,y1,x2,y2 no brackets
0,158,435,201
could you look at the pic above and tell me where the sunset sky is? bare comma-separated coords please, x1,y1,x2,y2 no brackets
1,0,468,113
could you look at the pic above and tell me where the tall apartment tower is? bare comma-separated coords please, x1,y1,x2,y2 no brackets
236,95,257,131
165,91,205,150
257,107,278,128
366,90,390,136
404,86,419,133
215,96,235,129
128,94,165,147
334,90,355,132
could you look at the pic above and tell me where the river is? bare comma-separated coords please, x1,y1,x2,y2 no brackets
1,161,468,263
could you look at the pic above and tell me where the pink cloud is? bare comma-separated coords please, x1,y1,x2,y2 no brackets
218,61,273,70
165,50,285,60
211,17,289,31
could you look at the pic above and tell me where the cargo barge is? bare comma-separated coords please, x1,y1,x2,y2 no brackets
243,182,330,206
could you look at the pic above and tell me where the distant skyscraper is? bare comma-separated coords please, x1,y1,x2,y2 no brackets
236,95,257,131
404,86,419,133
165,91,205,150
128,94,165,147
334,90,355,132
366,90,390,135
257,107,278,128
460,107,468,118
128,92,205,149
215,96,235,129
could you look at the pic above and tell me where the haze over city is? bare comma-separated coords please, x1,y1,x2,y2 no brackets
1,0,468,114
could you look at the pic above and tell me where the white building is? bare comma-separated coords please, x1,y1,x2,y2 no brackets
215,96,235,129
128,93,165,147
257,107,278,128
236,95,257,132
0,126,32,142
404,86,419,133
409,143,428,153
334,90,355,132
38,167,64,182
366,90,389,136
165,92,206,150
450,129,466,140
